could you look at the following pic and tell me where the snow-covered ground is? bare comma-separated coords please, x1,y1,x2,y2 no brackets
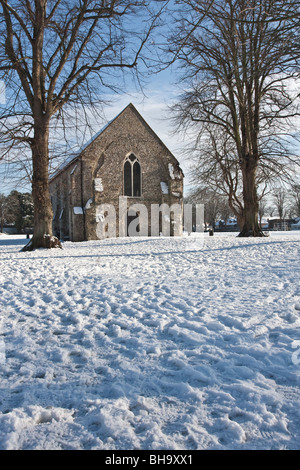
0,231,300,450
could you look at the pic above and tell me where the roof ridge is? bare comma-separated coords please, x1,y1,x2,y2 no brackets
49,102,180,181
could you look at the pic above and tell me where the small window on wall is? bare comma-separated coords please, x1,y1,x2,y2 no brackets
124,154,141,197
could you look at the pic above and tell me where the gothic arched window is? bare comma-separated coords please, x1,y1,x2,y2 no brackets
124,154,141,197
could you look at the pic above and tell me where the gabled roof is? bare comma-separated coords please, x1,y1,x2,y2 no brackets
50,103,181,181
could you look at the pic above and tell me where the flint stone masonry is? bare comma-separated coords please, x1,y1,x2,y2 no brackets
49,103,184,242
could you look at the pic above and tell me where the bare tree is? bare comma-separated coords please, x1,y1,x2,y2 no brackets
258,198,268,228
0,193,6,232
272,186,288,221
0,190,19,231
168,0,300,237
0,0,166,250
289,183,300,217
186,124,278,230
187,126,245,227
185,187,231,229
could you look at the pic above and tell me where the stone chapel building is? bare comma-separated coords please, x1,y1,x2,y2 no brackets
49,103,184,242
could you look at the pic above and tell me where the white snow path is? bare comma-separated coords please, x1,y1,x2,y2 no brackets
0,232,300,450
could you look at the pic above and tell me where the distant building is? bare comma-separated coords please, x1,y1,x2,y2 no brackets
214,218,239,232
267,218,296,231
49,103,184,241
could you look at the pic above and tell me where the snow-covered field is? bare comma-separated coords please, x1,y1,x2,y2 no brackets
0,231,300,450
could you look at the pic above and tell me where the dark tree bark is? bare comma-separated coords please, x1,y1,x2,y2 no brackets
238,161,264,236
21,119,62,250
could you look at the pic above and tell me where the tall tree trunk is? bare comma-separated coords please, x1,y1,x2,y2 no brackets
21,122,61,251
20,1,61,252
238,160,266,237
